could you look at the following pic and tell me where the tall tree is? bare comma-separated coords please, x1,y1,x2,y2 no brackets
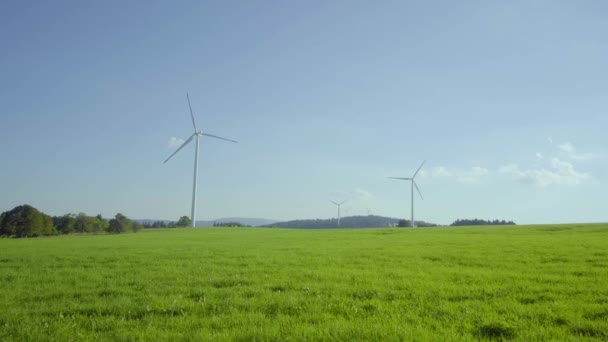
108,213,142,233
53,214,76,234
74,213,91,233
397,219,411,227
92,215,109,232
108,213,129,233
0,205,56,237
176,216,192,227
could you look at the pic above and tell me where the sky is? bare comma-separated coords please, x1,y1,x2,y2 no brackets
1,1,606,225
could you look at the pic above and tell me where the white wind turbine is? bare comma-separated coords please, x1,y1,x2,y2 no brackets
389,161,425,227
329,199,348,227
163,93,238,227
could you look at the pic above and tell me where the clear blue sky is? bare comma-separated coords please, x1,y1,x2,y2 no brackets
1,1,606,224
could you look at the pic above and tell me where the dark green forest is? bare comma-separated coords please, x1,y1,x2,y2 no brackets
264,215,437,229
450,218,516,226
141,216,192,228
0,204,143,238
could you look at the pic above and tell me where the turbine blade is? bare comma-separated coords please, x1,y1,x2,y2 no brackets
412,160,426,178
339,199,348,205
414,181,423,200
186,93,197,132
389,177,411,180
329,200,339,205
201,133,238,143
163,134,195,164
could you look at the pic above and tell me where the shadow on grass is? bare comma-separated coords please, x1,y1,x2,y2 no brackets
570,323,607,339
477,322,516,340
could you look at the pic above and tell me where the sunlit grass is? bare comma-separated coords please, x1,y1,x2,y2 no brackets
1,224,607,340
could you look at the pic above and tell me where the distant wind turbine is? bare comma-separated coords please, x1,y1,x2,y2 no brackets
389,161,425,227
329,199,348,226
163,93,238,227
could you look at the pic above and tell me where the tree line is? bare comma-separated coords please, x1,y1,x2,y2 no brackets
265,215,406,229
396,219,438,227
212,221,251,227
0,204,143,238
450,218,516,226
141,216,192,228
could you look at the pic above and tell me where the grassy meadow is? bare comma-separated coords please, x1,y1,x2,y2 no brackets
1,224,607,341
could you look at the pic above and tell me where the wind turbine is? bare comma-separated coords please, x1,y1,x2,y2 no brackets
163,93,238,228
389,161,425,227
329,199,348,226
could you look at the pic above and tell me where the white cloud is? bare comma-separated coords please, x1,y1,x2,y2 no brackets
330,188,373,201
499,158,589,186
419,166,488,183
352,188,373,198
536,152,544,159
168,137,185,149
457,167,489,183
548,136,553,145
433,167,452,177
558,142,595,160
558,142,574,154
550,158,586,180
499,163,519,174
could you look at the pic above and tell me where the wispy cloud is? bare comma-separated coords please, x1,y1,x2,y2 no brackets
498,164,519,174
434,167,452,177
330,188,373,201
536,152,544,160
168,137,185,150
499,158,589,186
352,188,373,198
420,167,452,178
458,167,489,183
558,142,596,160
419,166,489,183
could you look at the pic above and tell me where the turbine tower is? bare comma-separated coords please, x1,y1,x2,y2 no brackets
330,199,348,227
389,161,425,227
163,93,237,227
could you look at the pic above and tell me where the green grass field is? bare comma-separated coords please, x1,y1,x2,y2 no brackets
1,224,607,341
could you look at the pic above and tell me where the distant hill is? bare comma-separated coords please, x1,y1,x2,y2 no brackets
200,217,278,227
262,215,437,229
137,217,278,227
138,216,443,229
